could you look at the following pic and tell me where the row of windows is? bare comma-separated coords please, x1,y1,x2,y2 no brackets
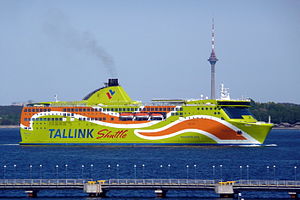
78,117,109,121
24,117,112,122
24,118,63,121
197,107,221,111
93,107,180,112
63,108,99,112
171,111,221,116
24,108,51,112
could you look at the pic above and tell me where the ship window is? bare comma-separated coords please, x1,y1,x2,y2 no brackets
111,108,114,111
223,107,255,119
111,118,114,121
71,108,74,112
103,117,106,121
210,108,212,110
79,109,82,112
180,108,183,111
206,108,208,110
28,109,31,112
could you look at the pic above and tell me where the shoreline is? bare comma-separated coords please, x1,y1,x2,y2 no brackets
0,125,19,129
273,127,300,130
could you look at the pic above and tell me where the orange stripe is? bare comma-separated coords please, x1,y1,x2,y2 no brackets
137,118,246,140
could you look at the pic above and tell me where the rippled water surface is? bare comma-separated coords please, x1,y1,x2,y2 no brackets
0,128,299,199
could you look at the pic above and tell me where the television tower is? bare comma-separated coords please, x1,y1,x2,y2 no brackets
208,18,218,99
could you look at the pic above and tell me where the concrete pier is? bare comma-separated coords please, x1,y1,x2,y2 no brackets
83,181,105,197
0,178,300,198
214,181,235,198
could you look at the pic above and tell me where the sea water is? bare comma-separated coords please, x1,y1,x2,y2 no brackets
0,128,299,199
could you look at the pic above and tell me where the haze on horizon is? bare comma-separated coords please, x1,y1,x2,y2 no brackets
0,0,299,105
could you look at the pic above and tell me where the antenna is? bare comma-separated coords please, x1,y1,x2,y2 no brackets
54,94,58,102
212,18,215,50
208,18,218,100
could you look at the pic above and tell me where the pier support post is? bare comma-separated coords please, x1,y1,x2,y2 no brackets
289,192,299,199
154,189,167,198
214,181,234,198
84,182,107,197
25,190,38,198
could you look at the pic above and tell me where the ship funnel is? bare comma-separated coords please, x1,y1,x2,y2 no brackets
108,78,119,86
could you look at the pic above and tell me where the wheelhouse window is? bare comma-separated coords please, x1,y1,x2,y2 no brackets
223,107,255,119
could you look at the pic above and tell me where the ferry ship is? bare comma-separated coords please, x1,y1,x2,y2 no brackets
19,78,273,145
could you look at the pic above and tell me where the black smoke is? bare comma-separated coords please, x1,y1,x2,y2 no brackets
43,9,117,77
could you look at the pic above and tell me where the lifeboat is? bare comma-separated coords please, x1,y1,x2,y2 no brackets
150,113,164,121
119,113,134,121
134,113,149,121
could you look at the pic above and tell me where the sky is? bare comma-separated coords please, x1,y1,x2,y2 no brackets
0,0,299,105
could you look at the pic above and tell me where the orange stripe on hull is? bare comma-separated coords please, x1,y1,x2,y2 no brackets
137,118,246,140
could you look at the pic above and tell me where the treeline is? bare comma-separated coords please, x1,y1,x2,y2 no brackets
0,106,22,125
250,101,300,124
0,102,300,125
